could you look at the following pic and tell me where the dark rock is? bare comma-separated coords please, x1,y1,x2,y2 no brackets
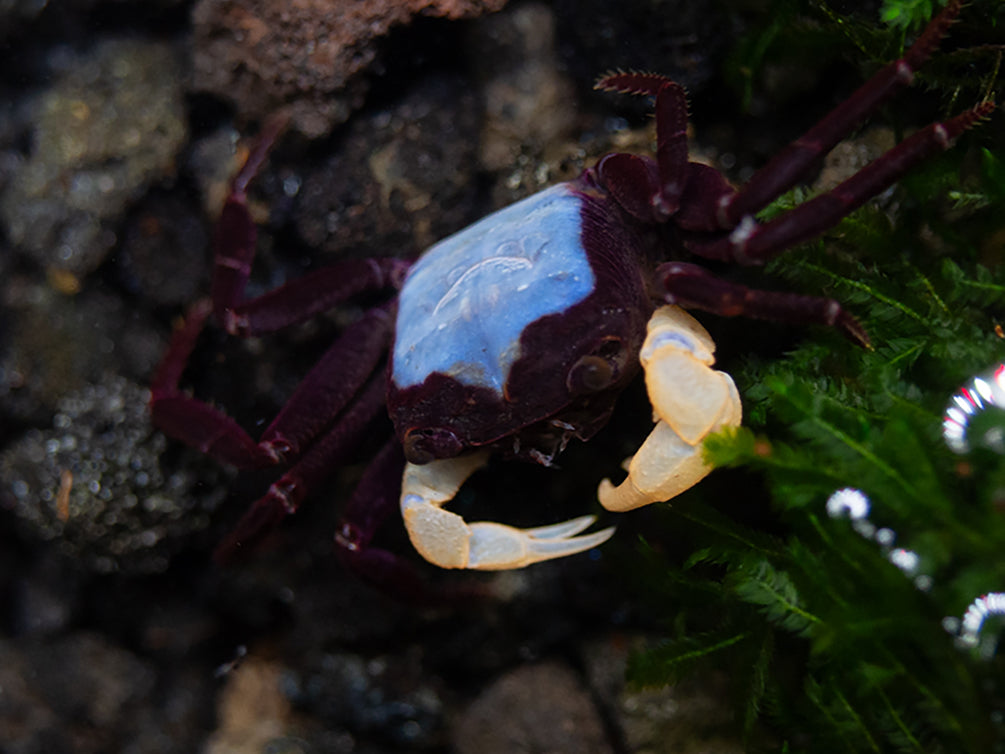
453,661,614,754
0,38,187,278
1,279,169,422
554,0,732,100
191,0,508,138
284,650,444,748
0,375,227,574
118,189,211,307
291,74,483,260
0,633,212,754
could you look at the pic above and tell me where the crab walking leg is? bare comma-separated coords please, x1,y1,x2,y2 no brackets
401,453,615,570
599,306,742,512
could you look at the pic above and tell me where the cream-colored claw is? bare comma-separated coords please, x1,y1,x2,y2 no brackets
401,452,614,570
599,305,742,513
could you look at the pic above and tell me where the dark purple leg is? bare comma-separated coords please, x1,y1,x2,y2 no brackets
207,117,408,336
334,440,486,604
658,261,870,347
151,115,408,467
596,153,661,222
215,372,388,561
717,0,966,228
335,440,405,563
594,73,691,218
223,259,408,336
151,116,415,569
335,440,418,596
688,102,995,265
258,303,395,460
151,299,273,469
150,300,394,468
653,80,690,216
210,114,287,322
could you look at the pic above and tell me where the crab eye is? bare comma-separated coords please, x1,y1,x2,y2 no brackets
403,427,463,464
567,337,629,395
567,354,617,395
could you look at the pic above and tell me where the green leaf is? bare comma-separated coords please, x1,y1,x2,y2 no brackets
627,630,751,688
732,560,822,637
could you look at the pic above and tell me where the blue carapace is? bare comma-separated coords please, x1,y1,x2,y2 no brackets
393,184,596,395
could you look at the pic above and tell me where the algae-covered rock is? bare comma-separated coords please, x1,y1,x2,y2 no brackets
0,376,226,573
1,38,187,278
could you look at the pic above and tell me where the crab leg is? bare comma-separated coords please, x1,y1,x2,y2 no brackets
219,258,409,336
400,453,614,570
599,305,741,512
150,298,272,469
151,118,407,469
208,113,409,336
716,0,965,228
595,73,689,217
692,102,994,265
213,372,388,561
659,261,870,347
335,441,475,603
150,300,393,468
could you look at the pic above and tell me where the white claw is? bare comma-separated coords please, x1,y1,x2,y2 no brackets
598,305,742,513
398,305,741,566
522,515,599,540
466,519,615,570
401,456,614,570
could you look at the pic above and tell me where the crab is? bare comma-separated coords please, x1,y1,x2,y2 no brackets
151,2,991,590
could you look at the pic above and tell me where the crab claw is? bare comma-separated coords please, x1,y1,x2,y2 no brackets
400,452,614,570
599,305,741,512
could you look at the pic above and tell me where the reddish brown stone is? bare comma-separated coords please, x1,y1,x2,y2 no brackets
193,0,508,137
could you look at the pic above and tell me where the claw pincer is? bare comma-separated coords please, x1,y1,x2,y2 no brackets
400,452,614,570
598,306,741,513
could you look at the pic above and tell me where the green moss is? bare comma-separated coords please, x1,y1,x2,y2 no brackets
880,0,941,30
624,2,1005,751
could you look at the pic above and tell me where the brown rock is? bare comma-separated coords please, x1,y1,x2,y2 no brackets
192,0,508,137
453,661,614,754
204,654,293,754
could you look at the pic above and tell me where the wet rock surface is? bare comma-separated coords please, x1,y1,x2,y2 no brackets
289,74,483,259
453,661,614,754
1,0,972,750
1,375,226,573
192,0,509,138
0,278,169,423
0,631,212,754
0,38,187,278
553,0,731,99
